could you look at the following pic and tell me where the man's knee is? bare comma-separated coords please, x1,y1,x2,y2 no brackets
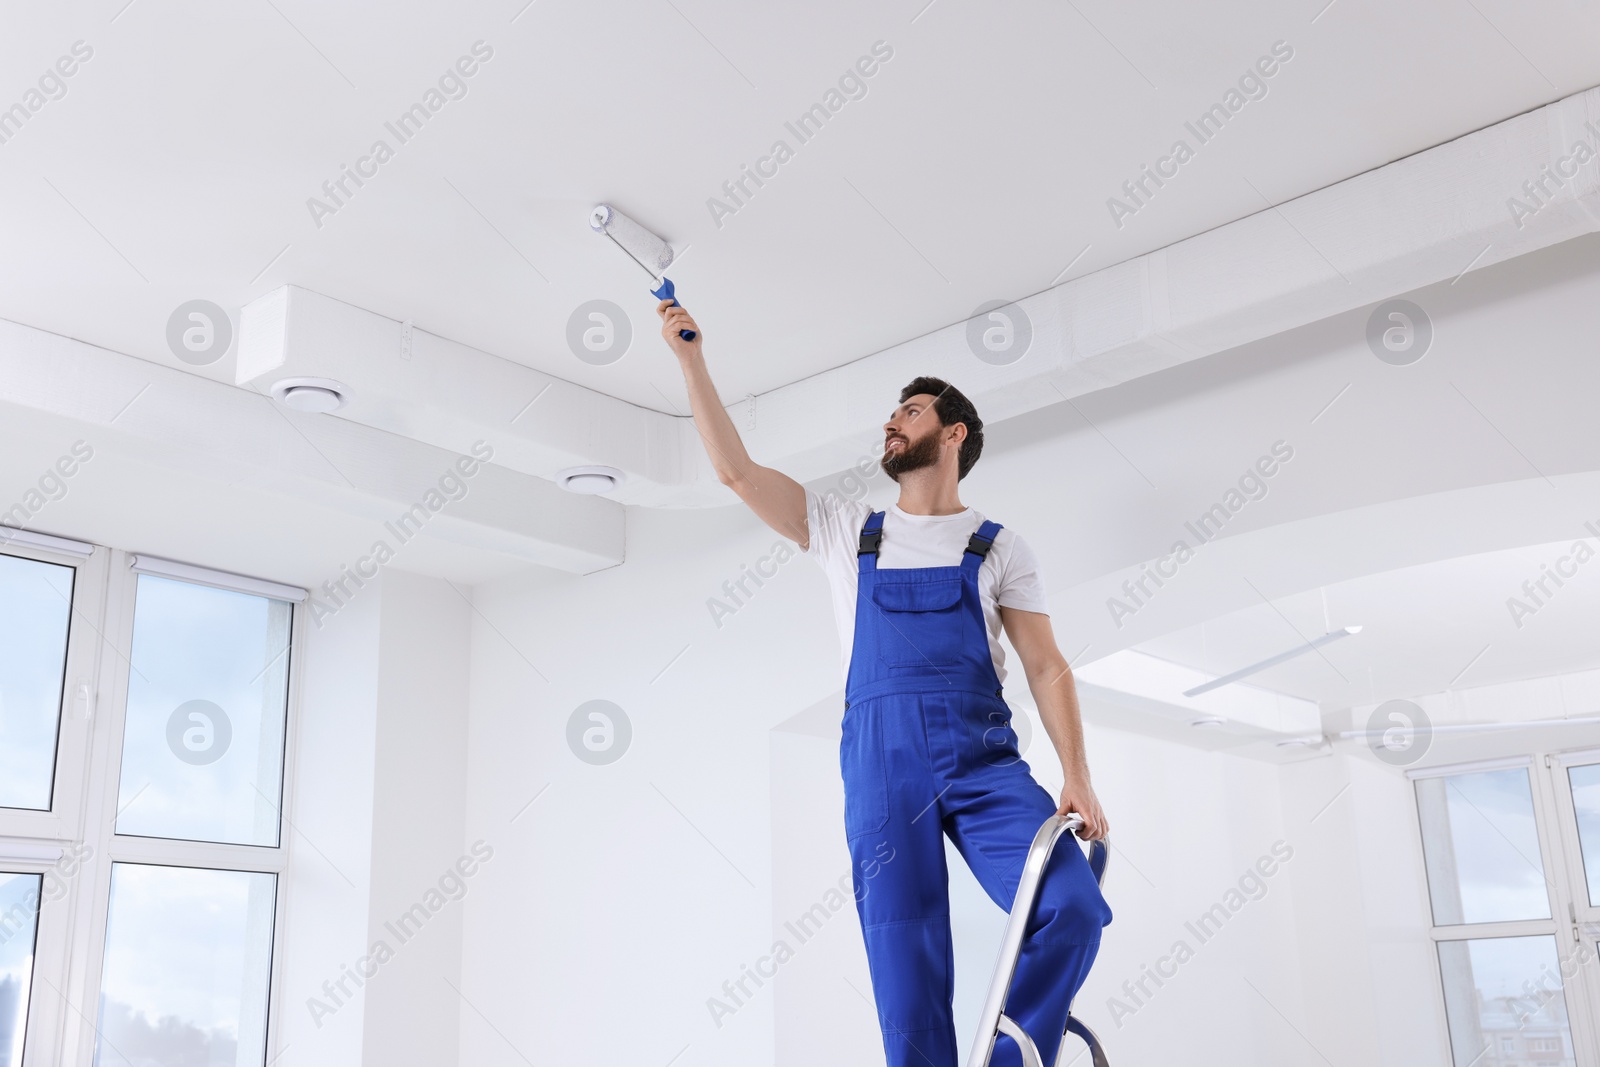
1049,896,1111,943
1029,870,1111,943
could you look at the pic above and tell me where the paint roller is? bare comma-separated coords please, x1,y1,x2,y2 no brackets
589,204,695,341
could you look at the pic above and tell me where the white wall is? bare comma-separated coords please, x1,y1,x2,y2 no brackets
276,574,382,1067
457,501,804,1067
363,572,473,1067
1060,716,1309,1066
273,570,473,1067
1279,750,1450,1067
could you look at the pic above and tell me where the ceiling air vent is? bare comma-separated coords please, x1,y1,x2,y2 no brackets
271,376,349,413
556,465,625,494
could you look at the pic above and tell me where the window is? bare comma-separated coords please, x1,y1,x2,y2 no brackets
0,540,303,1066
1570,764,1600,909
95,864,277,1066
1416,767,1549,924
0,873,43,1065
113,574,292,847
0,553,74,811
1414,755,1600,1067
1435,937,1571,1067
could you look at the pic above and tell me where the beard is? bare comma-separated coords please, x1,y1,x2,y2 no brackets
880,432,942,482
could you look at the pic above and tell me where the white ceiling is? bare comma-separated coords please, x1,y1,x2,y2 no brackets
6,0,1600,755
1137,540,1600,708
3,0,1599,411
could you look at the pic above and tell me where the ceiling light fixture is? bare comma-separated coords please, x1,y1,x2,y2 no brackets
271,376,349,413
1182,625,1363,698
1188,716,1226,728
556,465,625,494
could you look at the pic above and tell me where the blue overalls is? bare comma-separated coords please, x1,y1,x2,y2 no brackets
841,510,1112,1067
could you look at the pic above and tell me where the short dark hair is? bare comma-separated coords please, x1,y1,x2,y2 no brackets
899,376,983,479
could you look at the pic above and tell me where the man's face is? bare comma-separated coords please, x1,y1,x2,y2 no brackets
881,394,951,482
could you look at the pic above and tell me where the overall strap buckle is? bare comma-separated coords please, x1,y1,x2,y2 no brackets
962,519,1003,570
965,528,997,559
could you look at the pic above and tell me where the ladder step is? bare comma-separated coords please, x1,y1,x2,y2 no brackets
1064,1016,1110,1067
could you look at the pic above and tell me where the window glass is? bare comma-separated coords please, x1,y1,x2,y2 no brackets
114,576,292,846
1437,936,1575,1067
0,873,43,1067
1567,763,1600,908
1416,768,1550,925
94,863,276,1067
0,554,74,811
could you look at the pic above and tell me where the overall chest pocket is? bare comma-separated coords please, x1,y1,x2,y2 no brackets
869,576,966,667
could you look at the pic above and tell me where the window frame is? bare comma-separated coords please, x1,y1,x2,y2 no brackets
0,541,108,841
0,542,306,1067
0,539,108,1067
1548,747,1600,928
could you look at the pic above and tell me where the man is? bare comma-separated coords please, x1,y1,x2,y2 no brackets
660,300,1111,1067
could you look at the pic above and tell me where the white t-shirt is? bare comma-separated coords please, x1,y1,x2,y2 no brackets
799,488,1050,687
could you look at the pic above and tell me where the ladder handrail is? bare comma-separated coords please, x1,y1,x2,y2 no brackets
965,812,1110,1067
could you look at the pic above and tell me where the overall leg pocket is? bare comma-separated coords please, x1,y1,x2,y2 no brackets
840,707,889,840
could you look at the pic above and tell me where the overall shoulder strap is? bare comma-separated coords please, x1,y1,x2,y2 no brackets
962,520,1003,569
857,511,885,573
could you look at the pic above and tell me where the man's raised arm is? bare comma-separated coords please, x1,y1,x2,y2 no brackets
658,300,811,550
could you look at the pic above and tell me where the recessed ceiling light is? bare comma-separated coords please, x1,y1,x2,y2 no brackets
271,376,349,413
556,465,625,494
1189,716,1225,728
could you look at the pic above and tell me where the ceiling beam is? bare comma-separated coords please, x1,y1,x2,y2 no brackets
0,318,623,574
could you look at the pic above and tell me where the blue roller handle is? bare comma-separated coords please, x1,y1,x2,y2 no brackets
652,277,696,341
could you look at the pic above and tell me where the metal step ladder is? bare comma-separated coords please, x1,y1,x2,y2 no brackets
965,812,1111,1067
